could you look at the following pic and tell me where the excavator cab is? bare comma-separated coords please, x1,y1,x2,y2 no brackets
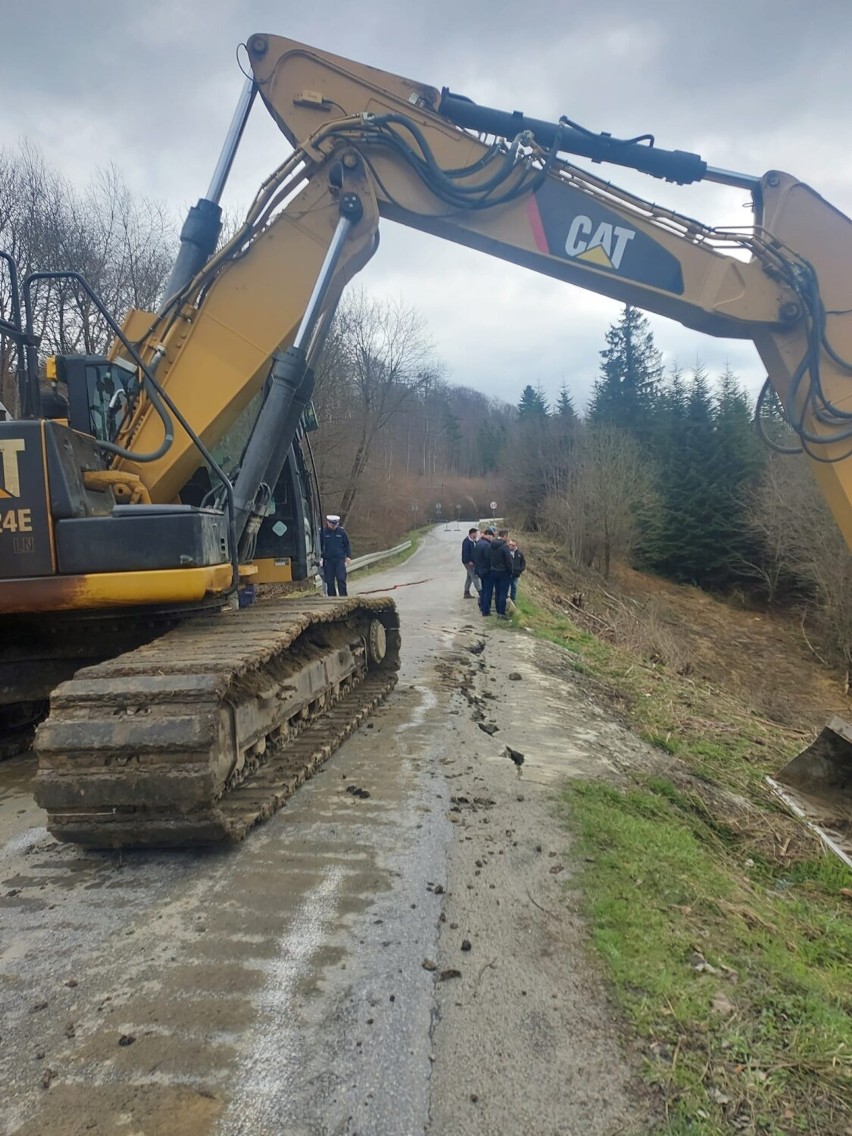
48,354,136,441
0,247,329,607
0,348,234,601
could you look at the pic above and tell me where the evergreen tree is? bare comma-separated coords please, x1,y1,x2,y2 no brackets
587,305,663,436
509,384,554,525
712,366,766,580
476,420,506,475
634,364,687,566
555,383,578,422
442,406,463,471
645,365,767,587
535,383,550,416
517,384,549,419
650,367,723,583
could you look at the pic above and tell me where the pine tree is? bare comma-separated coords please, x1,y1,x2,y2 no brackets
517,384,549,420
651,367,723,582
634,365,687,567
476,421,506,475
587,305,663,436
645,365,767,586
555,383,578,422
712,366,766,582
508,385,553,525
442,406,463,471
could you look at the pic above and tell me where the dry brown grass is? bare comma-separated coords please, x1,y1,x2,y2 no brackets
519,532,852,735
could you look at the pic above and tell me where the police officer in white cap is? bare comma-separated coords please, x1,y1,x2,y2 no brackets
320,514,352,596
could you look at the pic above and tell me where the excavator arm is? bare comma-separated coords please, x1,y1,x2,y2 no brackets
239,34,852,549
111,34,852,553
109,146,381,510
251,34,788,336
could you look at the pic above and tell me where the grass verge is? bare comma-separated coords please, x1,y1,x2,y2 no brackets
510,588,852,1135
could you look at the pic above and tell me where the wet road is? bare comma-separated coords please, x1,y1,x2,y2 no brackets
0,528,465,1135
0,526,646,1136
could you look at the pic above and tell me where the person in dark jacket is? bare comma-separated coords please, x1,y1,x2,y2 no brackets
473,528,494,614
508,539,526,603
320,514,352,596
461,527,481,598
489,529,514,619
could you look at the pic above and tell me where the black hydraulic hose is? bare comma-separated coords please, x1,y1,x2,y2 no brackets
373,114,523,194
356,126,544,213
368,114,536,207
438,90,708,185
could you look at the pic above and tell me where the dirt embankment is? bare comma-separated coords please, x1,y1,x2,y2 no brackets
513,534,852,871
522,534,852,736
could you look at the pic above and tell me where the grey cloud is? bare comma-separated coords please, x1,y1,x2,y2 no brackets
2,0,850,406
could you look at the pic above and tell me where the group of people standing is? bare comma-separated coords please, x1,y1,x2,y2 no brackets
461,526,526,620
320,514,527,620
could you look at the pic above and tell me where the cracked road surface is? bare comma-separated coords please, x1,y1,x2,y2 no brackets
0,526,655,1136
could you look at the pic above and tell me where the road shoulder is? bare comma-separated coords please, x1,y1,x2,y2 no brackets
427,625,658,1135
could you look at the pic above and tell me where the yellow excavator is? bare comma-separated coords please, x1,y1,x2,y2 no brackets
1,34,850,853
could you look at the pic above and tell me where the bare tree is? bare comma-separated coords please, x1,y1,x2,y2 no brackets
544,424,658,578
0,143,67,407
503,412,578,529
0,142,175,386
319,289,440,522
744,452,852,665
738,452,804,602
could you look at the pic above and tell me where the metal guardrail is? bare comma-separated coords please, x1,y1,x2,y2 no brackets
314,540,413,587
348,540,412,573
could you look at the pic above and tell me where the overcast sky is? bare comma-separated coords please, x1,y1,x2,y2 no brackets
3,0,852,411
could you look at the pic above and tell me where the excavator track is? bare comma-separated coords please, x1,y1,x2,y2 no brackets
33,596,400,848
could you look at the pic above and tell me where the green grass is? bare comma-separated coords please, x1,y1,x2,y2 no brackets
512,588,852,1134
565,780,851,1134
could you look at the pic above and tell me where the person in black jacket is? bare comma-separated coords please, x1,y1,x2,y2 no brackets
508,539,526,603
320,514,352,596
489,528,514,619
461,527,481,599
473,528,494,614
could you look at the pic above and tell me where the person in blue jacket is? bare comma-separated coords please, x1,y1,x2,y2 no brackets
321,514,352,597
473,527,495,614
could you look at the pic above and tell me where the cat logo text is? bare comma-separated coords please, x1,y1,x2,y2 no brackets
564,216,636,271
0,439,33,532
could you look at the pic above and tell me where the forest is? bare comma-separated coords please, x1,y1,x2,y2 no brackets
2,142,850,667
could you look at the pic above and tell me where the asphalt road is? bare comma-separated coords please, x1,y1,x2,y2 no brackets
0,526,652,1136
